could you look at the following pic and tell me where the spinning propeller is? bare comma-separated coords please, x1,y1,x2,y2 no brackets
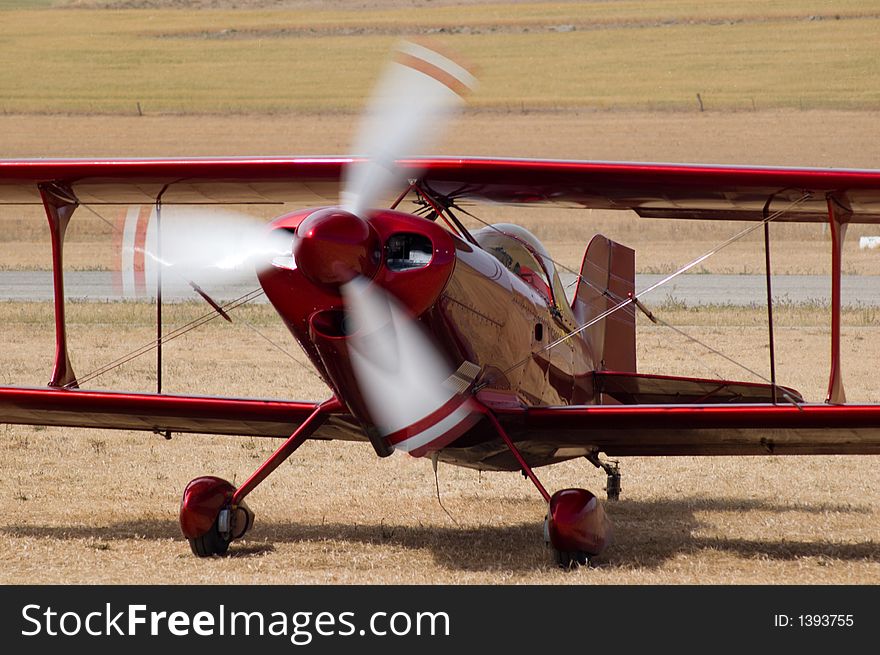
340,276,482,456
314,40,480,453
341,40,478,218
127,41,479,453
126,41,475,289
121,207,292,291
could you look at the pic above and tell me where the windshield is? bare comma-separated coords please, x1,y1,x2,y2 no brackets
472,223,575,328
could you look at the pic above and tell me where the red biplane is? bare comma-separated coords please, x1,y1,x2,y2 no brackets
2,43,880,567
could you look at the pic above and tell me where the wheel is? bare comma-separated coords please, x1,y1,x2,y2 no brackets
545,515,590,570
553,549,590,570
188,515,231,557
180,477,254,557
605,469,621,501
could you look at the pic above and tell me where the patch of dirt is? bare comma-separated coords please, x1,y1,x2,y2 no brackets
65,0,529,10
144,11,876,40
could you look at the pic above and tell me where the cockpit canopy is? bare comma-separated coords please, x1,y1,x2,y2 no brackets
472,223,575,327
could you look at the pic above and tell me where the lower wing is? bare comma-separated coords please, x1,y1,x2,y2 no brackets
0,386,361,441
514,403,880,457
441,398,880,471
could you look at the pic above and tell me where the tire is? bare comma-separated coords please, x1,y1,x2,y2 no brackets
188,517,231,557
554,549,589,570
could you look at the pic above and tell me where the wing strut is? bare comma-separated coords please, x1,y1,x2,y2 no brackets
826,194,851,404
230,397,343,505
155,190,167,396
761,197,777,404
39,183,79,388
480,406,551,502
154,190,171,438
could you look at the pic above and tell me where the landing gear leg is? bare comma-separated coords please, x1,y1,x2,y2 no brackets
586,451,621,501
179,397,342,556
480,408,611,569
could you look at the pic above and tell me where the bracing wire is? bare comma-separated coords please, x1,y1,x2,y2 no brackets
60,201,322,387
68,289,264,387
492,192,814,377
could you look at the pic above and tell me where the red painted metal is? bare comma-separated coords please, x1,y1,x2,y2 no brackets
179,476,235,539
3,157,880,222
293,208,382,287
259,207,457,421
826,196,851,404
413,158,880,222
547,489,611,555
39,185,78,388
231,397,342,505
0,386,337,438
0,158,348,204
432,235,595,407
763,222,777,403
593,370,801,404
519,403,880,430
572,235,635,375
308,311,375,421
261,207,457,319
490,403,880,460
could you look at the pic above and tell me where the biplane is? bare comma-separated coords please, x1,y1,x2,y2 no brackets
2,42,880,568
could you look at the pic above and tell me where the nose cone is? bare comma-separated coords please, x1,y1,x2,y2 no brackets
293,208,382,288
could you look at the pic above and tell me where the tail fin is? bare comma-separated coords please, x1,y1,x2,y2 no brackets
571,234,636,372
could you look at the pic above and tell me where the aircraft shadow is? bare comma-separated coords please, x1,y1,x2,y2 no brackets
3,496,876,572
605,497,879,569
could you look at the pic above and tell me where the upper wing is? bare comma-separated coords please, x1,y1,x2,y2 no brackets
0,158,346,205
417,158,880,222
0,386,362,441
2,157,880,221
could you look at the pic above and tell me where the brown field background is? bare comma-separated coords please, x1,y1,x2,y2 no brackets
2,111,880,584
1,1,880,584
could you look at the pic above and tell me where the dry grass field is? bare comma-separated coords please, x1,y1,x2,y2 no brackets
1,1,880,585
1,301,878,585
1,1,880,113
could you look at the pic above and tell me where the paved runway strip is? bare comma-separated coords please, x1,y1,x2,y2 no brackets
0,272,877,306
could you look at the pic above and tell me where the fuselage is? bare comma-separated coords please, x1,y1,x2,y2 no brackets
257,207,597,466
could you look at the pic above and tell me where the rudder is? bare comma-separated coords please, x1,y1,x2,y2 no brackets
571,234,636,372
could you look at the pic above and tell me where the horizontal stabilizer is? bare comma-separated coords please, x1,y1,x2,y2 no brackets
594,371,803,405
